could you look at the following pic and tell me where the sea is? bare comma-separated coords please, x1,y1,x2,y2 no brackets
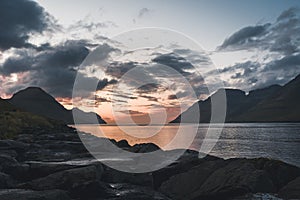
73,123,300,167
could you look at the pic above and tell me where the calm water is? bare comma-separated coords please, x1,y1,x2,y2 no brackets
73,123,300,167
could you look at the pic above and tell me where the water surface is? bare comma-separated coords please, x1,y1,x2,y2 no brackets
73,123,300,167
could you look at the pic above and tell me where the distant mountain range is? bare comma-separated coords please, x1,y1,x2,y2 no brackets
8,87,106,124
171,74,300,123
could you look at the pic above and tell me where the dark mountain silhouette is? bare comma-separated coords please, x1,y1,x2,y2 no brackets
9,87,106,124
171,74,300,123
0,98,17,112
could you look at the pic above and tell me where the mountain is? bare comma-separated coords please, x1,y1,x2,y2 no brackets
0,97,60,139
0,98,17,112
9,87,106,124
171,74,300,123
237,74,300,122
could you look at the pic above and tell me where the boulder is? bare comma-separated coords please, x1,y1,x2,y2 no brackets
193,159,276,200
279,176,300,199
0,189,71,200
103,183,171,200
0,154,19,172
0,173,14,189
253,158,300,190
24,161,79,180
21,165,103,191
153,152,220,189
2,164,29,181
159,160,225,200
0,140,29,151
102,167,153,187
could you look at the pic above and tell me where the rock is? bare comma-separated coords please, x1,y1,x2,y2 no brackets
70,180,109,199
130,143,160,153
0,150,17,158
114,139,131,148
0,189,71,200
2,164,29,181
0,154,19,172
153,152,219,189
21,165,103,192
159,160,225,200
0,140,29,151
104,183,171,200
22,148,72,162
23,161,79,180
102,167,153,187
253,158,300,190
278,176,300,199
0,173,14,189
194,159,276,200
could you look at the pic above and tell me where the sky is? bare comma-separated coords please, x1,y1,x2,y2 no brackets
0,0,300,123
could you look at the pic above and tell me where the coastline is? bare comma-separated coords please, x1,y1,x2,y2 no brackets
0,125,299,199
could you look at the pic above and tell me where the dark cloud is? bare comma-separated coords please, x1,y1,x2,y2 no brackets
263,53,300,72
212,54,300,91
106,61,138,79
97,78,118,90
168,94,177,100
95,96,111,103
137,83,160,93
140,95,158,102
0,40,117,97
218,7,300,55
277,7,299,21
0,0,53,50
152,53,194,76
218,24,270,51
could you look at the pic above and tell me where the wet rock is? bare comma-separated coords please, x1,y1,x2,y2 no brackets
153,152,219,189
3,164,29,181
104,183,171,200
0,173,15,189
194,159,276,199
0,150,17,158
0,140,29,151
102,167,153,187
24,161,79,180
0,189,71,200
253,158,300,190
0,154,19,172
278,176,300,199
21,165,103,191
70,180,109,199
159,160,225,200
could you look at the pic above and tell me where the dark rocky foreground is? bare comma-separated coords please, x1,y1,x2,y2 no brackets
0,126,299,200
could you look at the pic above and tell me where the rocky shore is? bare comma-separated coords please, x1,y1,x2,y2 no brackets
0,126,299,200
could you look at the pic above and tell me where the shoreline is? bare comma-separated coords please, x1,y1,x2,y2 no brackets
0,126,299,199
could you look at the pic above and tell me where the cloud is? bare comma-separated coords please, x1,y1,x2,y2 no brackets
97,78,118,90
140,95,158,102
138,8,152,18
218,24,270,51
118,109,146,115
152,53,195,76
168,94,177,100
209,53,300,91
0,40,117,98
137,83,160,93
0,0,54,50
218,7,300,55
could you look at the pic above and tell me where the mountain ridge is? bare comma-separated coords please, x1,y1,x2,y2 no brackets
9,87,106,124
171,74,300,123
